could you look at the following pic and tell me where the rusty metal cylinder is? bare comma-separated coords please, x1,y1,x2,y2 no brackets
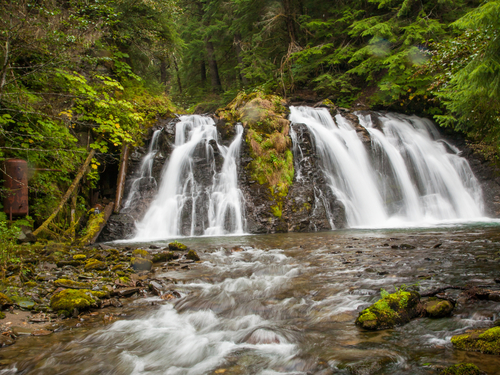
3,159,29,217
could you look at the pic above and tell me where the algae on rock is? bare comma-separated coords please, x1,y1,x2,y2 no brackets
439,363,485,375
451,326,500,355
50,289,95,313
356,289,420,330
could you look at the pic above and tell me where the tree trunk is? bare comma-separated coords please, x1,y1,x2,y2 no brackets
234,33,249,87
173,55,183,94
201,60,207,83
0,38,10,103
114,144,129,214
87,202,114,245
206,39,222,93
33,148,96,237
282,0,296,44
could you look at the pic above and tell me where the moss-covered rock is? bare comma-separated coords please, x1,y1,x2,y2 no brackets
168,241,188,251
73,254,86,260
153,251,175,263
439,363,485,375
11,296,36,309
132,249,151,259
84,259,107,271
0,293,13,309
131,257,152,271
186,250,200,262
451,327,500,355
50,289,95,312
355,290,420,330
0,311,5,319
424,298,454,318
54,279,91,289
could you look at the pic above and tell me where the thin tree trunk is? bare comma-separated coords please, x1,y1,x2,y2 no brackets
200,60,207,83
234,33,249,87
33,148,96,237
173,55,183,94
0,38,10,103
206,39,222,93
114,144,129,214
283,0,296,44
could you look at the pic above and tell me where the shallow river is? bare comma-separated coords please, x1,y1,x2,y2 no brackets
2,224,500,374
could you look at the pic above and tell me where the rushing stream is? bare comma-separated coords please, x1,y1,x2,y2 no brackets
3,225,500,374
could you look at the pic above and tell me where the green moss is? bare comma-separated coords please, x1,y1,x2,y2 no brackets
78,212,105,246
23,281,37,288
54,278,91,289
439,363,484,375
0,293,13,308
217,91,293,216
168,241,187,251
451,327,500,354
73,254,86,260
152,252,175,263
186,250,200,261
0,311,5,319
90,290,109,299
50,289,95,312
84,259,107,271
355,290,420,330
111,264,124,272
119,276,131,284
425,298,454,318
132,249,151,258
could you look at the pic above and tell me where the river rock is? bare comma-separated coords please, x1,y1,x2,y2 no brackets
168,241,188,251
84,259,107,271
50,289,95,314
451,326,500,355
424,298,454,318
355,290,420,330
131,258,152,271
0,335,15,347
185,250,200,261
439,363,485,375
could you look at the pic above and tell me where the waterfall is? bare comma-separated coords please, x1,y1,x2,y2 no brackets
289,106,484,228
122,128,162,211
134,115,245,240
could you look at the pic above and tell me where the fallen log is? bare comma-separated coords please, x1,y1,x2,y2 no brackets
33,148,96,237
114,144,129,214
81,202,114,246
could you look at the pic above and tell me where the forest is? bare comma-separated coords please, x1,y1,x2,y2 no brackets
0,0,499,243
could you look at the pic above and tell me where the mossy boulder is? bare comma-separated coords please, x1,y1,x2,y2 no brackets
424,298,454,318
186,250,200,261
50,289,95,312
451,327,500,355
355,290,420,330
132,249,152,259
152,251,175,263
439,363,485,375
0,293,13,309
54,279,91,289
73,254,86,260
168,241,188,251
131,257,152,271
84,259,107,271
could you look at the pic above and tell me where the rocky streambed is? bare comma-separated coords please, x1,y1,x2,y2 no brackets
1,224,500,374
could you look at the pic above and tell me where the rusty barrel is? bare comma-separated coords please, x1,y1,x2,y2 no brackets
3,159,29,217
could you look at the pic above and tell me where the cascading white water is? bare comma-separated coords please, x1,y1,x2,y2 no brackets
122,128,162,211
289,106,484,227
134,115,245,240
289,106,388,227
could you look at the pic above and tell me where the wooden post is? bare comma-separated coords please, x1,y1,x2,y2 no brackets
114,144,129,214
